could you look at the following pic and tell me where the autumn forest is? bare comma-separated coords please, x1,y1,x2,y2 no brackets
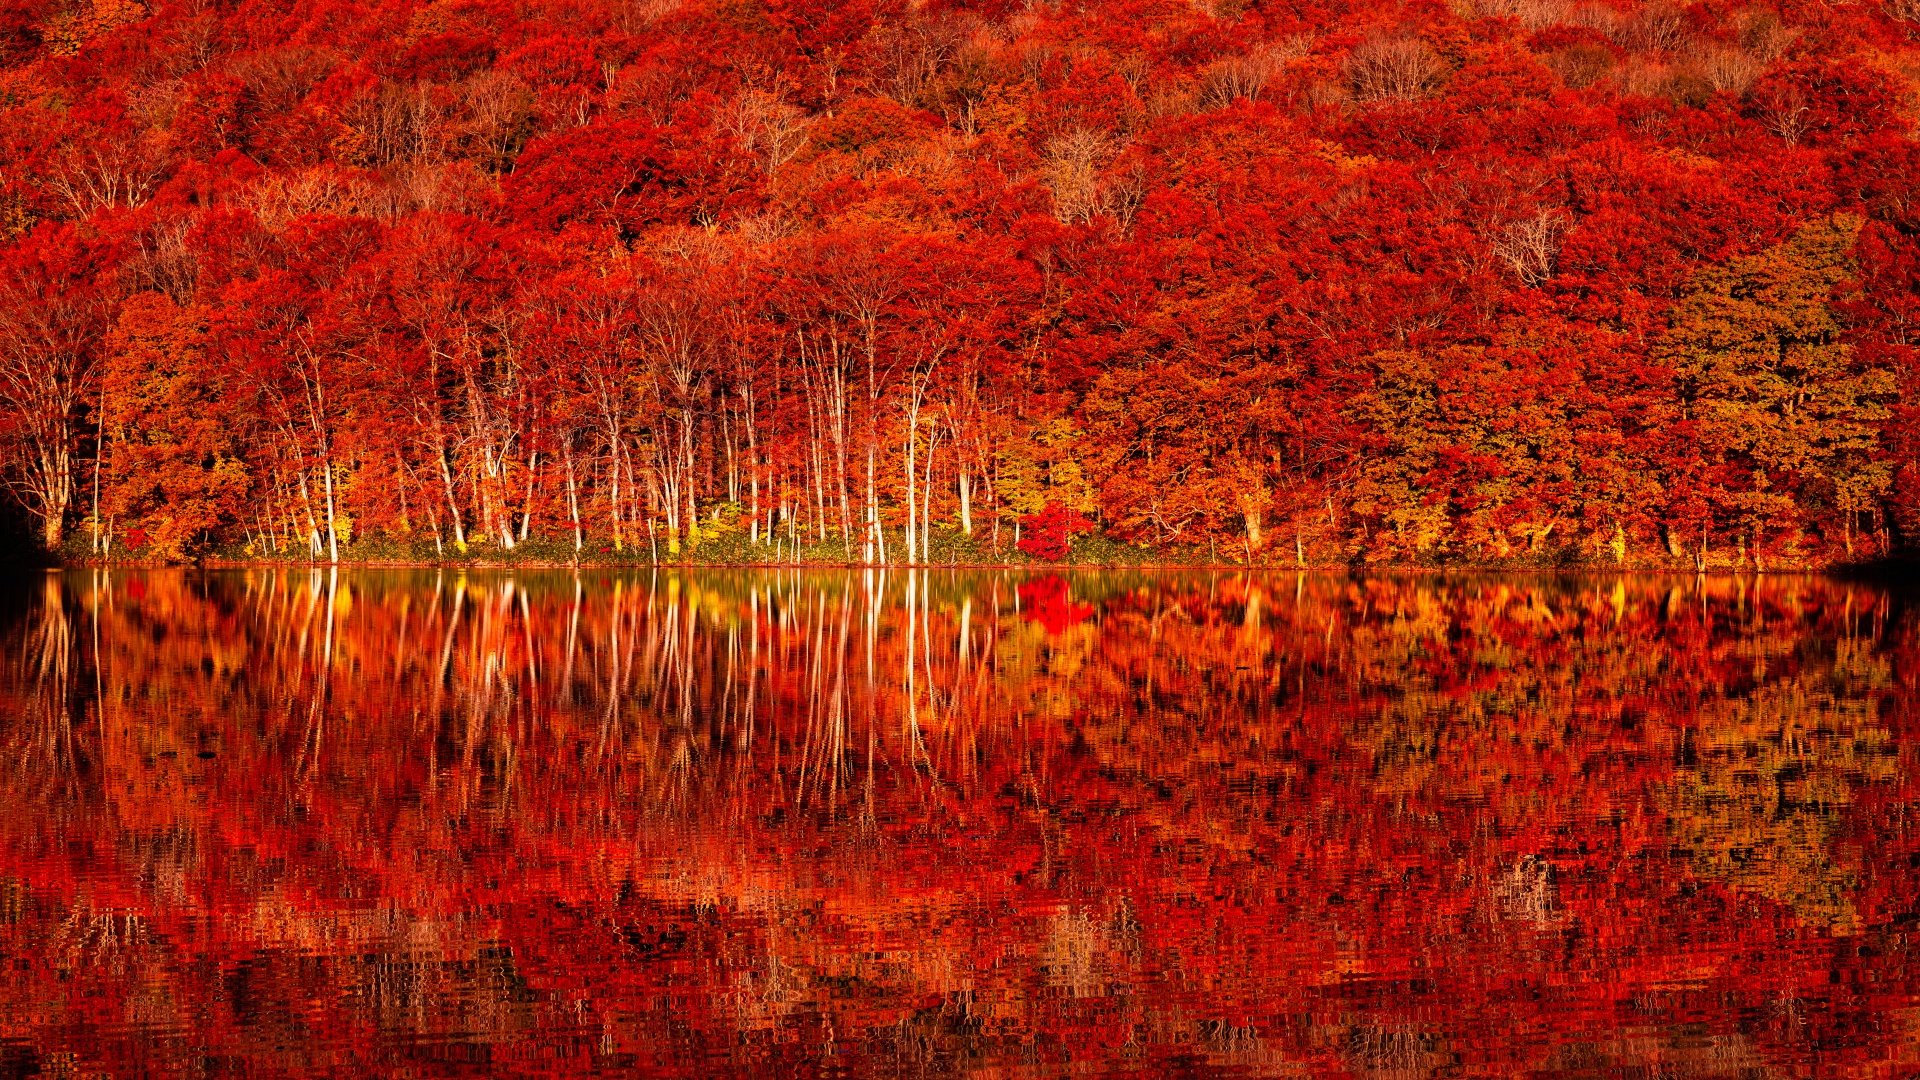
0,0,1917,566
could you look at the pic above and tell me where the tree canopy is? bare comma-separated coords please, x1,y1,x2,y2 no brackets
0,0,1915,565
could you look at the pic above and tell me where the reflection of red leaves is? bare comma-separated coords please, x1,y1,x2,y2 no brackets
1018,574,1092,633
1,573,1914,1074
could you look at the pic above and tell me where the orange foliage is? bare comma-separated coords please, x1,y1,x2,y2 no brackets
0,0,1911,565
0,570,1916,1074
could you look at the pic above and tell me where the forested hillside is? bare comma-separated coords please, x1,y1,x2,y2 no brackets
0,0,1915,565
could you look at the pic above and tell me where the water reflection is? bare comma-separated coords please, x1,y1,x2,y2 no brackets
1,570,1917,1076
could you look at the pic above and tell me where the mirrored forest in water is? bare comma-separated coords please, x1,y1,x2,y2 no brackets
2,569,1918,1076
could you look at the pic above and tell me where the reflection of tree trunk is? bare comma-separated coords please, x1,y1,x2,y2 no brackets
17,577,80,804
903,569,926,775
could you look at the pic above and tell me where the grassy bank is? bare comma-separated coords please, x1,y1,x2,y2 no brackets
43,523,1911,573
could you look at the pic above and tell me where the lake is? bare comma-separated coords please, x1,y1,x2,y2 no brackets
1,569,1915,1076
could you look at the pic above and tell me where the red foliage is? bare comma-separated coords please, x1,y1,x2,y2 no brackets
0,572,1915,1074
0,0,1910,566
1016,502,1093,561
1016,573,1092,632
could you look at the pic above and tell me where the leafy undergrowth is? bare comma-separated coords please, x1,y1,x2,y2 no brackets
61,525,1879,571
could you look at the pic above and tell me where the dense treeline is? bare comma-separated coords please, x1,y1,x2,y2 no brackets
0,0,1916,565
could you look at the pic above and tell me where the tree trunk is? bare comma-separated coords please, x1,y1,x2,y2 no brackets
866,443,884,565
564,445,583,552
922,428,940,564
739,383,760,546
517,450,538,544
296,466,321,558
605,428,625,551
41,505,65,550
438,441,466,548
90,399,106,553
903,412,917,565
320,457,340,563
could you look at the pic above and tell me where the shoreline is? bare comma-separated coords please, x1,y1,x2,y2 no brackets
36,557,1913,576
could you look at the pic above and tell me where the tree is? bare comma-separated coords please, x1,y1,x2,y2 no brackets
0,0,1911,568
98,293,248,559
1653,215,1896,561
1016,501,1093,561
0,225,113,548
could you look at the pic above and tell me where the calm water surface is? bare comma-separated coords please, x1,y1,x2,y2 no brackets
1,570,1916,1077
